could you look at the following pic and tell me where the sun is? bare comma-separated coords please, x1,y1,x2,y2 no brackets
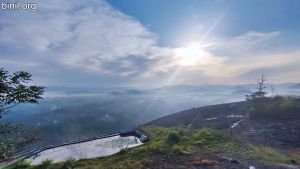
175,43,206,66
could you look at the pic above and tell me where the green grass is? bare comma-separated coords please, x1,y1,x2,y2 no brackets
209,138,299,165
247,96,300,120
4,126,300,169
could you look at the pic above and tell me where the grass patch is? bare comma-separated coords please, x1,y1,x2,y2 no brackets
209,138,300,165
247,96,300,120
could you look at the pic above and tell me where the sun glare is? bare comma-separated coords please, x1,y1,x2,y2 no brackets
175,43,206,66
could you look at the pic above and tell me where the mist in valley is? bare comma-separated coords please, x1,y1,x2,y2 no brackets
2,83,300,149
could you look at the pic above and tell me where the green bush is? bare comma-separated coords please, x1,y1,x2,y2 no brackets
61,158,76,169
36,159,53,169
167,131,181,144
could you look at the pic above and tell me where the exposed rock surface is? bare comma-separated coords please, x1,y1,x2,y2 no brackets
148,102,300,149
147,102,300,169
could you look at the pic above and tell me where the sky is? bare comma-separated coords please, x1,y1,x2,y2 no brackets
1,0,300,88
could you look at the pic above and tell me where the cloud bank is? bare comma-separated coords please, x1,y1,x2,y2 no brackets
0,0,299,87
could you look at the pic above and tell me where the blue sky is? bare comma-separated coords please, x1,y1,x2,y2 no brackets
1,0,300,87
108,0,300,46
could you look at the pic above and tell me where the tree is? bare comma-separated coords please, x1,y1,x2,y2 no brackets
246,75,267,101
0,68,44,160
245,75,269,119
0,123,38,160
245,75,300,120
0,68,44,118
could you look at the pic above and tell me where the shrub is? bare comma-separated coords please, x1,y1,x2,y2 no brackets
290,159,297,164
167,131,180,144
36,159,53,169
9,161,31,169
61,158,76,169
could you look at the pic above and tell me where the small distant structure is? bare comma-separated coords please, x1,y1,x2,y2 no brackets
230,120,242,137
119,128,149,143
186,123,193,130
227,115,243,118
139,135,149,143
206,117,218,121
231,120,242,128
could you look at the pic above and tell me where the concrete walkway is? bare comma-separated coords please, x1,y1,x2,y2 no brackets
26,135,142,164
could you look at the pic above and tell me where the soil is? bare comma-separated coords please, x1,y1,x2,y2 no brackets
142,153,295,169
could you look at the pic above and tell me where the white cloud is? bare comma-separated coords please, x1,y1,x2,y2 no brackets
0,0,299,86
167,31,300,84
0,0,169,76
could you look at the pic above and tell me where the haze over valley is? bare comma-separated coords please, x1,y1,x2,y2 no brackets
2,83,300,148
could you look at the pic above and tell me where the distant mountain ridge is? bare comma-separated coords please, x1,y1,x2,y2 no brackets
290,83,300,89
46,83,300,94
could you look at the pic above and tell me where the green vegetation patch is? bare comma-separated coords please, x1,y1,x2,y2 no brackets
247,96,300,120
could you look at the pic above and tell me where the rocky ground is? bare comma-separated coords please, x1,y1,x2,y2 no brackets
237,119,300,149
140,148,298,169
148,102,300,169
149,102,300,149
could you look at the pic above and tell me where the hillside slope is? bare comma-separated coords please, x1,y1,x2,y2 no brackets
148,101,300,149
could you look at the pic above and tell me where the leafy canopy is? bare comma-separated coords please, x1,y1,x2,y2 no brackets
0,68,44,118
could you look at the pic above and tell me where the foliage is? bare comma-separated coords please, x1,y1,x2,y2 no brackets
245,75,300,120
247,96,300,120
62,158,76,169
0,68,44,160
167,131,181,144
0,123,37,160
35,159,53,169
7,161,31,169
0,68,44,118
246,75,267,101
